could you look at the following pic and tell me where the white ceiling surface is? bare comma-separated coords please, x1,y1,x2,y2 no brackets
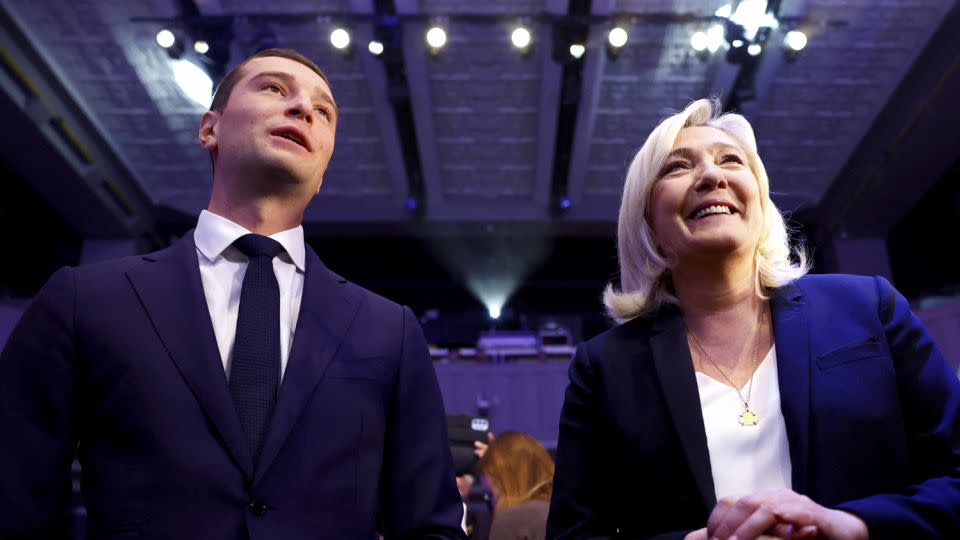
6,0,951,224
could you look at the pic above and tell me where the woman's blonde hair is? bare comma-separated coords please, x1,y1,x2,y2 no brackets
477,431,554,513
603,98,810,323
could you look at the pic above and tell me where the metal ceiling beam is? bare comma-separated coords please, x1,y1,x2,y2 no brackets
532,0,567,213
351,0,412,214
0,3,157,240
395,0,444,217
816,0,960,238
561,0,611,221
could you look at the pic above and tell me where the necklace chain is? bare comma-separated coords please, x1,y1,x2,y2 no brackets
688,306,766,423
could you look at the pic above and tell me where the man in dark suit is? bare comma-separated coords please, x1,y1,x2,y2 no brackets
0,48,465,539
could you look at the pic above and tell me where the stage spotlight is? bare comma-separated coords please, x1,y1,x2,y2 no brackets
156,29,175,49
785,30,807,51
171,59,213,108
368,40,384,56
193,40,209,55
480,292,508,321
731,39,744,48
690,31,708,52
748,43,762,56
569,43,585,59
559,196,572,210
425,234,549,333
729,0,778,41
330,28,351,50
607,26,628,48
706,24,725,53
511,26,531,49
426,26,447,50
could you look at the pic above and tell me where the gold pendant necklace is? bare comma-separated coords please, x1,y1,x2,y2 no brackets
738,408,759,427
689,306,765,427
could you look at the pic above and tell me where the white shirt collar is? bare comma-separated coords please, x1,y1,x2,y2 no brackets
194,209,306,272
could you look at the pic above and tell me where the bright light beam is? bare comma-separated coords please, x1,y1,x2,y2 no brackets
171,59,213,108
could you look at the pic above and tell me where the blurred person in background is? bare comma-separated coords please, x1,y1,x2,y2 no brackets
546,98,960,540
479,431,553,540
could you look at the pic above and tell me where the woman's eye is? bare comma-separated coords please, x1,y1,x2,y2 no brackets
264,83,282,93
721,154,743,164
315,107,329,119
661,161,687,175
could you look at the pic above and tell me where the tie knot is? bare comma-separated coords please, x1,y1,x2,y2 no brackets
233,234,285,260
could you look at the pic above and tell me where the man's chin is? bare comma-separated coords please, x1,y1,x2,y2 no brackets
254,159,309,185
233,155,323,198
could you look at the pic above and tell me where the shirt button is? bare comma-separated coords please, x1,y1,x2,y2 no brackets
250,499,268,516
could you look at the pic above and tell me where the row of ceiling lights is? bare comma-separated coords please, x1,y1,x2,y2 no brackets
157,22,804,62
156,2,807,62
156,23,633,61
689,1,809,59
154,2,808,107
322,22,807,59
689,25,808,56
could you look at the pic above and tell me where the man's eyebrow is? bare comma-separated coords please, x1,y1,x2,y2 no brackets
250,70,295,86
250,71,339,117
316,91,339,118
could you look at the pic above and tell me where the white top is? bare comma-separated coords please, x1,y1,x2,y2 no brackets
194,210,306,382
695,345,792,500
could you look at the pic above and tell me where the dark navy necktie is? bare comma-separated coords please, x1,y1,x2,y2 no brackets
229,233,285,464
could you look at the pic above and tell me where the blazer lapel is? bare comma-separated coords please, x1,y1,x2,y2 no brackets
771,283,811,494
125,231,254,477
254,247,362,483
649,306,717,510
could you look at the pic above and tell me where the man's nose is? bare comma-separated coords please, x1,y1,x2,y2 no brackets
286,98,313,125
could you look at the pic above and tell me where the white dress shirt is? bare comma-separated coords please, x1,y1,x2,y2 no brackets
695,345,793,500
194,210,305,382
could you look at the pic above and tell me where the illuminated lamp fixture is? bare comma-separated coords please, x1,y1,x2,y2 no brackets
606,25,628,59
569,43,585,59
193,40,210,55
426,25,447,53
330,28,351,50
511,26,531,49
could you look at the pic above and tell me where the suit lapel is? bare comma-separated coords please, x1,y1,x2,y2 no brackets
125,231,254,477
649,306,717,510
255,247,362,483
771,283,811,494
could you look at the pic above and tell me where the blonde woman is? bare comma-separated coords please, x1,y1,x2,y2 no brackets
546,99,960,540
479,431,555,540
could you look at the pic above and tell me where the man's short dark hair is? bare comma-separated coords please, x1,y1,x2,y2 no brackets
209,48,330,113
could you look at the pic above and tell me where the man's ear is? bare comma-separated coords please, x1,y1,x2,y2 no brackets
199,110,219,151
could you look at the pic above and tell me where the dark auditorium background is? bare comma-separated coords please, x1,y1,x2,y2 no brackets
1,0,959,537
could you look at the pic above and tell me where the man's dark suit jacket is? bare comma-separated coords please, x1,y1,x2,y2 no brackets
0,231,466,540
547,274,960,540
